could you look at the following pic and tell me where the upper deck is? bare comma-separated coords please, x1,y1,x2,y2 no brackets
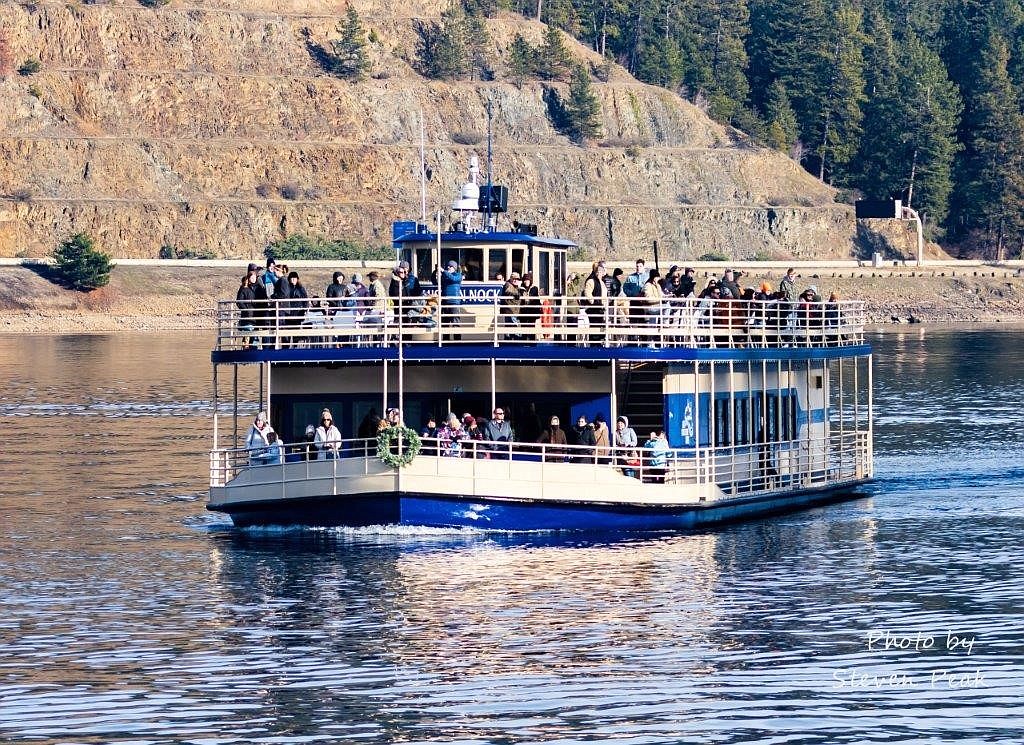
213,295,869,364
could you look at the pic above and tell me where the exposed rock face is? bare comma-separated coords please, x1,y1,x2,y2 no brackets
0,0,859,259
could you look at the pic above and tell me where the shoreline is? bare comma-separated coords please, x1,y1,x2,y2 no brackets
2,263,1022,334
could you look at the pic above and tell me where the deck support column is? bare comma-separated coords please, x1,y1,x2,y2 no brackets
233,364,239,450
490,358,496,413
610,359,617,436
212,364,218,450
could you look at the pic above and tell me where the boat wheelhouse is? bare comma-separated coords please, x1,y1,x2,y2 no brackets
207,163,873,532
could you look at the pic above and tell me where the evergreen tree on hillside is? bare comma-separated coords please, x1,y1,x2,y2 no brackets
897,33,961,227
764,80,799,151
507,33,536,86
565,63,603,141
634,35,685,88
53,233,113,292
947,27,1024,257
747,0,831,128
692,0,751,122
812,1,866,181
330,5,370,81
537,25,573,81
414,3,469,79
852,6,904,195
464,8,493,81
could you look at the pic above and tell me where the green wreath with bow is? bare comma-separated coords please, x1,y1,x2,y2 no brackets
376,425,422,468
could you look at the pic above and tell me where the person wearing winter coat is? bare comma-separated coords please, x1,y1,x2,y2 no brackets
538,415,568,462
325,272,347,314
236,270,258,348
264,431,285,465
571,415,597,462
482,406,514,457
581,261,607,328
245,411,273,465
614,415,639,477
314,408,342,460
438,413,466,457
593,413,610,462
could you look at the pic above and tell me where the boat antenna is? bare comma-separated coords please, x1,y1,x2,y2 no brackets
485,95,494,231
419,109,427,224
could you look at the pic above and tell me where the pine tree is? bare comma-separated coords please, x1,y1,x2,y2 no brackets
949,28,1024,257
537,25,573,81
812,1,866,181
53,233,113,291
764,80,798,151
897,33,961,227
851,5,903,196
507,33,536,86
414,3,469,80
692,0,751,122
330,5,370,80
464,8,493,81
565,63,603,141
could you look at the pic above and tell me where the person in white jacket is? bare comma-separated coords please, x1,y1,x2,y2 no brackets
314,408,342,460
245,411,274,465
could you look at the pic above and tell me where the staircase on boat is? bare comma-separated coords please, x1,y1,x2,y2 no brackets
617,362,666,436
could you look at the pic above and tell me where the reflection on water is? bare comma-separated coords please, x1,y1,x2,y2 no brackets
0,329,1022,743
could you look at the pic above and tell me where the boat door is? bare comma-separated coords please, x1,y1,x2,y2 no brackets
533,247,551,294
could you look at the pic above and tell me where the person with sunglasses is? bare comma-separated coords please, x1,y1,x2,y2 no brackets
314,408,342,460
483,406,514,458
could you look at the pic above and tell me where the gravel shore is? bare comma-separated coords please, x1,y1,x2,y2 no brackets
2,264,1022,334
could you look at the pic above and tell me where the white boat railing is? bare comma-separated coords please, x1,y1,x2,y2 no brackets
216,295,866,352
210,430,871,499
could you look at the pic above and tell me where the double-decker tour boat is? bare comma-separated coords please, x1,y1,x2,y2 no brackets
207,158,873,531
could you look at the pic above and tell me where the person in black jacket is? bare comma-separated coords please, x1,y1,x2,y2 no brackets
325,272,346,315
571,414,597,462
283,271,308,346
236,269,258,348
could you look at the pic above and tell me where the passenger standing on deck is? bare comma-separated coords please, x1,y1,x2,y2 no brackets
614,416,639,477
438,413,466,457
779,268,797,302
571,415,597,462
236,269,258,348
264,432,285,465
483,406,514,458
499,273,523,338
642,270,664,331
245,411,273,465
593,413,610,462
325,272,346,314
314,409,342,460
581,261,607,328
519,273,542,334
720,269,742,300
623,259,646,328
421,415,438,456
538,415,567,462
441,260,463,327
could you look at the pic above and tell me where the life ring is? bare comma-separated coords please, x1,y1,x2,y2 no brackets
540,300,554,339
377,425,422,468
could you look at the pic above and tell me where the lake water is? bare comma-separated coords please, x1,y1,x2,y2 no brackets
1,329,1022,743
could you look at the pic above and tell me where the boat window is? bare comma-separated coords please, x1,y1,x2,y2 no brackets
764,392,798,442
440,248,484,281
488,248,508,280
734,398,749,445
714,398,731,447
415,248,435,282
511,248,526,278
554,251,565,296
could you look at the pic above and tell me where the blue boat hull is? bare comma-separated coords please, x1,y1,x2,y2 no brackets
212,483,869,531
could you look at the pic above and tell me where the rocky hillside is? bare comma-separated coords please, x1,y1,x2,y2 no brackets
0,0,866,260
